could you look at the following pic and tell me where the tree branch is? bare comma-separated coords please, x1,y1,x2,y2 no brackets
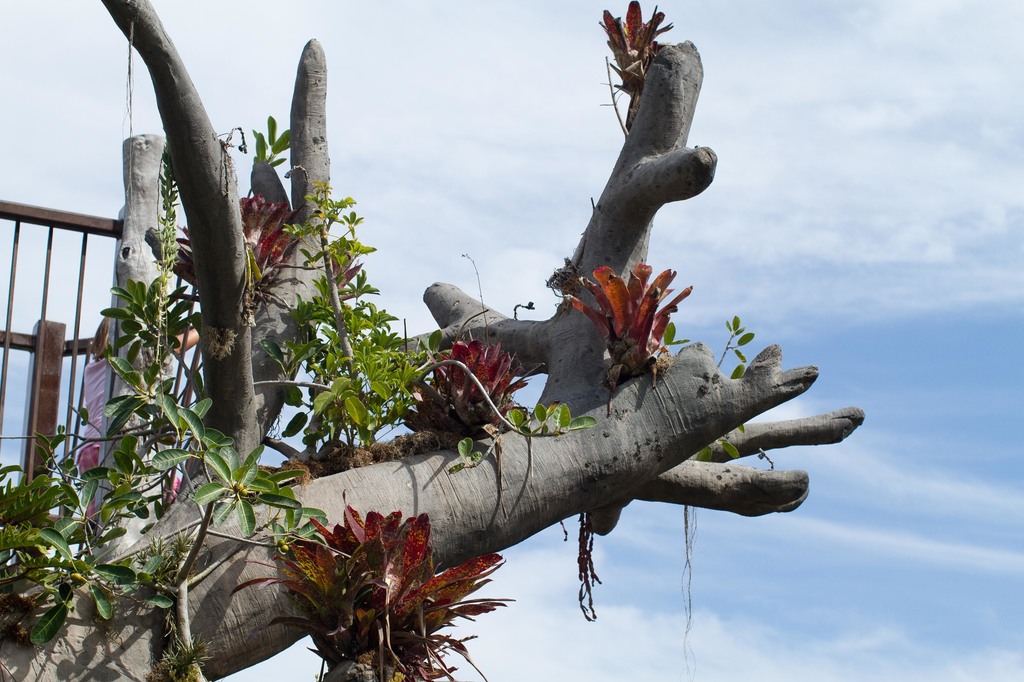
251,40,331,437
704,406,866,463
636,462,809,516
421,282,550,365
101,0,257,456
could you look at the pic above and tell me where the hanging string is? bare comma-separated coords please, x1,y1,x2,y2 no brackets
122,20,136,224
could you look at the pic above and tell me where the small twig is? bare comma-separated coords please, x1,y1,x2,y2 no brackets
461,253,489,337
188,538,264,587
512,301,535,320
202,529,277,549
264,436,304,461
176,504,213,585
253,379,331,392
606,57,628,137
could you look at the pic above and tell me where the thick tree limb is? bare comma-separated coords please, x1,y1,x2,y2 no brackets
422,281,550,366
250,161,289,204
289,40,330,224
704,406,866,463
251,40,330,436
594,406,864,532
101,0,257,456
185,342,821,677
636,462,809,516
589,407,864,533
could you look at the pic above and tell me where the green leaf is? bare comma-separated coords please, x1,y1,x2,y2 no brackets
271,129,290,155
427,329,443,351
721,440,741,459
663,322,676,345
200,428,232,449
153,393,180,429
191,398,213,418
107,356,141,389
533,404,548,423
312,390,334,415
281,412,307,438
89,585,113,620
268,469,307,484
30,601,68,644
254,133,267,160
731,315,741,331
178,407,205,442
53,517,76,539
104,395,146,436
80,480,98,511
235,445,263,486
554,404,571,430
567,416,598,431
737,332,755,347
507,409,525,428
344,396,368,426
457,438,474,457
212,500,237,527
695,446,714,463
258,492,302,510
260,339,285,368
285,385,303,407
144,593,175,609
266,116,277,143
100,307,134,320
204,450,232,484
153,448,190,471
237,500,256,537
39,528,73,561
733,349,747,363
193,482,228,506
730,365,746,380
81,466,111,481
370,381,389,401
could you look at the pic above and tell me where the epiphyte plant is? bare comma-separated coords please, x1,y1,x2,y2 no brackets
568,262,693,391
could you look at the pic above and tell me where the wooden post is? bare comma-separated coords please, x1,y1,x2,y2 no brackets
22,319,66,478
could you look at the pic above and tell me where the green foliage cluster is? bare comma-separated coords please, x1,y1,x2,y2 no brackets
252,115,290,168
264,182,426,448
694,316,758,462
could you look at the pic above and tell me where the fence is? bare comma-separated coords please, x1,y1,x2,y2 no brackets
0,199,122,478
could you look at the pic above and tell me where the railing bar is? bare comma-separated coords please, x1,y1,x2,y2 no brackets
0,221,22,434
39,227,54,324
65,233,90,440
0,199,122,238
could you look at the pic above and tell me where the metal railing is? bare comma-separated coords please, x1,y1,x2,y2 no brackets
0,199,122,478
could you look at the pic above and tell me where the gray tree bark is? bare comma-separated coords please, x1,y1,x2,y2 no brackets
2,2,864,680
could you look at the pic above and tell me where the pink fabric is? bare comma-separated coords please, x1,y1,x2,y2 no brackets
81,357,109,440
78,357,109,517
78,442,101,471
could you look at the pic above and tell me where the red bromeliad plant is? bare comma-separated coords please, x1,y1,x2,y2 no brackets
568,263,693,390
600,2,674,130
235,507,506,681
175,194,299,293
405,339,528,436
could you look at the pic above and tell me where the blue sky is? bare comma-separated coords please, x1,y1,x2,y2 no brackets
1,1,1021,680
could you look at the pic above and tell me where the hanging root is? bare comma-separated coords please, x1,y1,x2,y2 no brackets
577,512,602,621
